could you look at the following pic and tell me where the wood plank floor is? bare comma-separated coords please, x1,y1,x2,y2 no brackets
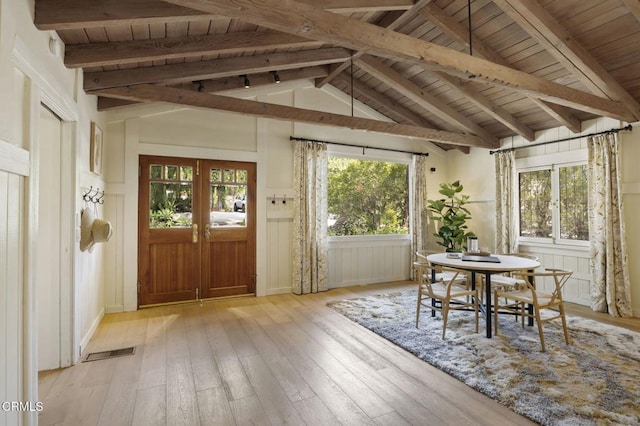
38,280,640,426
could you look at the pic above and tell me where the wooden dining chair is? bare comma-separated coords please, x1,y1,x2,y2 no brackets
493,268,573,352
415,250,468,286
413,262,479,339
482,253,540,306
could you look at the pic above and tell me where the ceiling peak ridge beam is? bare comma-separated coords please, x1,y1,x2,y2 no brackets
420,3,581,134
84,47,351,91
161,0,633,122
315,0,434,89
94,84,490,147
34,0,414,31
491,0,640,121
65,31,322,68
356,55,497,148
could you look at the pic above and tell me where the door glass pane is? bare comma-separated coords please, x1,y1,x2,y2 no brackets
165,165,178,180
180,166,193,181
149,164,193,228
209,167,247,227
150,164,162,179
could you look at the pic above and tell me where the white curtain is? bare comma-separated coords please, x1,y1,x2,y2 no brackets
587,132,632,317
411,155,428,278
494,151,517,254
292,141,328,294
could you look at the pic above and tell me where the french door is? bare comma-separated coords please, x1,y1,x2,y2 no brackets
138,155,256,306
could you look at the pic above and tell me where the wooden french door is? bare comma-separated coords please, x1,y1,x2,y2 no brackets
138,155,256,306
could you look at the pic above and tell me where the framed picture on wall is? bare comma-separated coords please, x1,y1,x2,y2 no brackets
90,121,103,175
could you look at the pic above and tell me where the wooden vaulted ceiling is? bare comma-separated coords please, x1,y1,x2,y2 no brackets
34,0,640,151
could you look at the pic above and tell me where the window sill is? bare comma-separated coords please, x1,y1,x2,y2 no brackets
518,240,590,256
328,234,411,248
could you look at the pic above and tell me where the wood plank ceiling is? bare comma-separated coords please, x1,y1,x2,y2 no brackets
34,0,640,151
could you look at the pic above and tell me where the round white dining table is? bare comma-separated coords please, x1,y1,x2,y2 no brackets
420,252,540,338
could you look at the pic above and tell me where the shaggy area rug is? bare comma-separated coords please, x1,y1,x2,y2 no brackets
328,291,640,425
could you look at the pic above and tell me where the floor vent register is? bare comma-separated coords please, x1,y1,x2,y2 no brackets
83,346,136,362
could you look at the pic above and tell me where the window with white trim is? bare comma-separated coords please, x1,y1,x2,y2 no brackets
517,161,589,245
327,155,409,236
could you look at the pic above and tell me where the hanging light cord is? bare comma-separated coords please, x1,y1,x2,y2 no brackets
468,0,473,56
350,55,354,117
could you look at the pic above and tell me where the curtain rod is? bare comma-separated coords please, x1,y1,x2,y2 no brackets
289,136,429,157
489,124,633,155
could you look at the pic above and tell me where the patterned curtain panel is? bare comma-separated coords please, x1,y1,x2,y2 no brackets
411,155,428,279
587,132,632,317
292,141,328,295
494,151,517,254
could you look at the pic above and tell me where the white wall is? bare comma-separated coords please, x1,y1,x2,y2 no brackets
0,143,28,426
1,1,108,424
448,117,640,315
103,80,449,303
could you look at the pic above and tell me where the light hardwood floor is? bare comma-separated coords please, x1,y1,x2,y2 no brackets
38,280,640,426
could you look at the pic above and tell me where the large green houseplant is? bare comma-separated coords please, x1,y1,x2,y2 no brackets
427,180,475,252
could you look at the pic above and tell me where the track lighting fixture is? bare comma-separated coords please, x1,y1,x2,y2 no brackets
271,71,281,83
243,75,250,88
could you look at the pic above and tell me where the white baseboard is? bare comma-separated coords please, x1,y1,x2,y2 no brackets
105,305,124,314
79,307,105,360
329,275,409,288
267,286,292,295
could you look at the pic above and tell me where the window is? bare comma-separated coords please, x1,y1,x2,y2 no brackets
518,162,588,244
327,156,409,236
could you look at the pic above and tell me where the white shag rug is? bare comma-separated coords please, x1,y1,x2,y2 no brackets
327,291,640,426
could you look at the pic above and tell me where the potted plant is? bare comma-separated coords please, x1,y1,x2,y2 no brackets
427,180,475,252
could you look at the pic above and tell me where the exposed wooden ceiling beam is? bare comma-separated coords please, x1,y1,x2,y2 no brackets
65,31,321,68
333,74,440,131
94,84,490,147
84,47,351,91
97,66,329,111
420,2,581,134
356,56,498,148
434,72,535,141
331,73,469,153
162,0,633,122
184,66,329,92
492,0,640,120
622,0,640,25
34,0,413,30
315,0,433,89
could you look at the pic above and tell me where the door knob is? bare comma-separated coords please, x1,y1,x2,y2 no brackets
192,224,198,243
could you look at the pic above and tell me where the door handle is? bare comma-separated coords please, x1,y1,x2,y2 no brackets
204,223,211,242
192,224,198,243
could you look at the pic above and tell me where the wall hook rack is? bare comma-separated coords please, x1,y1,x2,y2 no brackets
82,186,105,204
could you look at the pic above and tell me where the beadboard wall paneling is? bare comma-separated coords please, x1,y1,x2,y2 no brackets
0,171,24,426
328,236,411,288
519,247,591,306
266,216,293,295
